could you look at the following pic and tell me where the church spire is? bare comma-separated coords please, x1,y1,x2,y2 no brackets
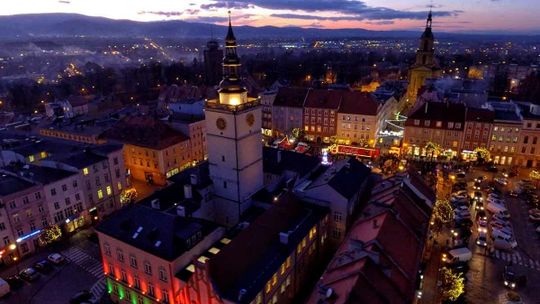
225,10,236,46
219,11,245,94
426,9,432,29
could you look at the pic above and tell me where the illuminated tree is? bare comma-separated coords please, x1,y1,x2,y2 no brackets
425,141,442,161
474,147,490,163
38,225,62,246
291,128,305,141
120,188,138,205
430,199,454,234
467,67,484,80
440,267,465,301
530,170,540,186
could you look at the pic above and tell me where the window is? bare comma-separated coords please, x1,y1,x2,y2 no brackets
13,214,20,223
524,136,529,144
75,193,81,201
28,155,35,162
162,289,170,304
73,180,78,188
83,168,89,175
148,283,155,297
54,202,60,210
51,188,57,196
221,155,225,162
332,227,342,238
159,266,167,282
534,137,538,145
95,176,101,186
61,184,67,191
0,223,5,231
97,190,104,200
532,147,536,154
113,157,119,165
134,275,140,289
117,182,122,191
65,197,71,205
334,212,342,223
35,192,41,200
436,121,442,127
223,181,227,189
117,249,124,262
130,255,137,268
144,262,152,275
8,201,16,209
16,228,23,237
413,119,420,126
121,269,127,282
106,186,112,196
103,243,111,256
455,123,461,129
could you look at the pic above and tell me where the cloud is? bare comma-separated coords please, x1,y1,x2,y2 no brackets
183,16,230,23
270,13,359,21
138,9,200,17
58,0,71,3
202,0,462,21
366,20,395,25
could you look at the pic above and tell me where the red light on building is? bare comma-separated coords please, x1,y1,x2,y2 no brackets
329,144,380,158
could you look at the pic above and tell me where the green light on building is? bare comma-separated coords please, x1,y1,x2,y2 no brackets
107,278,113,294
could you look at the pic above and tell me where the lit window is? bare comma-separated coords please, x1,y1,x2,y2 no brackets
40,151,47,159
28,155,35,162
97,190,104,199
83,168,89,175
106,186,112,196
117,182,122,191
208,247,220,254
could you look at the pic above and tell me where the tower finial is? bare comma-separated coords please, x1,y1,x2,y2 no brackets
228,10,232,27
426,7,433,29
225,10,236,43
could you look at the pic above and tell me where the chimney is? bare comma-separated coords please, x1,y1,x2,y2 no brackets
190,173,198,185
150,199,160,209
279,232,289,244
176,205,186,217
277,150,282,164
424,102,428,114
184,184,193,199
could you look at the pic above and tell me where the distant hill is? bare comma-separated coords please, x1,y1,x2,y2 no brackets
0,13,537,40
0,13,419,39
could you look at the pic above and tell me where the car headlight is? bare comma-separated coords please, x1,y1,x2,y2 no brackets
511,283,516,288
504,281,508,286
476,240,480,245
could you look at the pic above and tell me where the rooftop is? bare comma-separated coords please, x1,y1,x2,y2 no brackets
0,173,37,196
208,194,328,303
272,87,308,108
262,147,320,178
406,101,466,129
339,91,379,116
465,107,494,122
4,163,76,185
304,89,343,110
96,204,218,261
103,115,189,150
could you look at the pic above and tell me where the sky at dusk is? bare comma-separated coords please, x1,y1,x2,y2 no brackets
1,0,539,33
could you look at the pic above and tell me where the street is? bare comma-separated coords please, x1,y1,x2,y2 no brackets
0,229,105,304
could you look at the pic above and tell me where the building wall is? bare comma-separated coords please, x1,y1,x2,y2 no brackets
336,113,378,147
462,121,492,151
271,106,303,137
303,107,338,142
43,175,86,233
124,141,191,186
403,124,464,158
97,227,225,304
516,119,540,168
0,184,46,259
489,122,520,166
38,128,103,144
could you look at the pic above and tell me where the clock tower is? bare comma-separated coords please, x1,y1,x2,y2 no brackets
205,13,263,226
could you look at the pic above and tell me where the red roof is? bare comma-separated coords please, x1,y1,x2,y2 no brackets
339,91,379,115
273,87,308,108
104,116,188,149
304,89,343,110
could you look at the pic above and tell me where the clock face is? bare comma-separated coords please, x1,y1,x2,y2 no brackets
246,113,255,126
216,118,226,130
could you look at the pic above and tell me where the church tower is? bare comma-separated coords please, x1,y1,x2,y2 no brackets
205,13,263,226
406,10,440,104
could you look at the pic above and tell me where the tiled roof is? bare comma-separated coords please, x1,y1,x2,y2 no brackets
104,116,189,150
338,91,379,116
207,194,328,303
96,204,218,261
4,164,76,185
465,107,494,122
405,101,466,129
272,87,308,108
262,147,320,177
304,89,343,109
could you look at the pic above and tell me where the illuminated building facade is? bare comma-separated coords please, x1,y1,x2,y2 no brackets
96,204,224,304
0,173,47,261
204,15,263,226
336,91,380,147
303,89,341,143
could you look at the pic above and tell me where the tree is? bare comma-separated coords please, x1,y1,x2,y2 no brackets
425,142,442,161
530,170,540,186
474,147,490,164
120,188,138,205
38,225,62,246
439,267,465,301
430,199,454,234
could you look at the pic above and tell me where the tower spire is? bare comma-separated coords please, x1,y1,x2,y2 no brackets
226,10,236,44
426,7,433,29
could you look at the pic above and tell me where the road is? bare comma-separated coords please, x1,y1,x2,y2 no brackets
0,229,105,304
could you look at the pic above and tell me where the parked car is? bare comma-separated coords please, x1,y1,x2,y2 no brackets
503,265,526,289
494,210,511,220
0,278,10,298
5,275,23,290
493,237,518,250
477,219,488,233
69,290,96,304
529,213,540,222
476,210,487,220
491,227,513,240
441,247,472,264
508,191,518,197
47,253,65,265
487,202,507,214
19,268,39,281
34,260,53,274
486,165,498,172
528,208,540,215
